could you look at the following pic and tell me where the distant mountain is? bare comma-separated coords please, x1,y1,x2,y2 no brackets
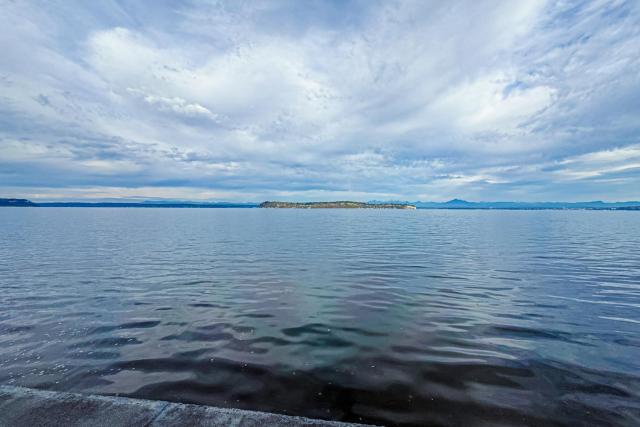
369,199,640,210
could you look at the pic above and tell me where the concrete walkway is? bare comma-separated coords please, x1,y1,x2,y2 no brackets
0,386,376,427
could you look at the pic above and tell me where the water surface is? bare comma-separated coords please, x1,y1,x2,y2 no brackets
1,208,639,426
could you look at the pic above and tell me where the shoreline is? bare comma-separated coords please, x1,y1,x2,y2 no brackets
0,385,376,427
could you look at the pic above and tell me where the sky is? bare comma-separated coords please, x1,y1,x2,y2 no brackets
1,0,639,202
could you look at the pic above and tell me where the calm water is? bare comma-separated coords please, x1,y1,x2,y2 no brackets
1,208,639,426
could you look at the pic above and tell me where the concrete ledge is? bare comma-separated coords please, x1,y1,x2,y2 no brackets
0,386,376,427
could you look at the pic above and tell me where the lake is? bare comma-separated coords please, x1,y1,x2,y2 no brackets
1,208,639,426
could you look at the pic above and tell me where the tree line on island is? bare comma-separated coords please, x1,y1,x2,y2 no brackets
259,201,416,209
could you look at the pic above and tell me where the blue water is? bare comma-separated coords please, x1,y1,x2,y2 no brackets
1,208,639,426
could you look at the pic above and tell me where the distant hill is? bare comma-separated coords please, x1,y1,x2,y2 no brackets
36,202,257,208
0,198,257,208
369,199,640,210
0,198,37,207
260,201,416,209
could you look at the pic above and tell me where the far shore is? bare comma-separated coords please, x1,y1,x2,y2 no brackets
1,198,639,210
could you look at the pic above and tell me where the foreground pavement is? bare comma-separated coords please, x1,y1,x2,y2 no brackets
0,385,376,427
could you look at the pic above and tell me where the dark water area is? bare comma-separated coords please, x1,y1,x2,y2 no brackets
1,208,639,426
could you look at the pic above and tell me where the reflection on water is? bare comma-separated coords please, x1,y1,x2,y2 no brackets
1,208,639,426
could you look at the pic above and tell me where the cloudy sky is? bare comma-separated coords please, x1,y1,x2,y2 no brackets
1,0,639,202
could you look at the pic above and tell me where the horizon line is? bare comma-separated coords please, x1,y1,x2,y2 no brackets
3,197,640,205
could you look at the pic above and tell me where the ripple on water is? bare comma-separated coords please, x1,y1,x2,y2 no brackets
1,208,640,426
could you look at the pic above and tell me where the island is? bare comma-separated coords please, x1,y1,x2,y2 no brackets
259,201,417,209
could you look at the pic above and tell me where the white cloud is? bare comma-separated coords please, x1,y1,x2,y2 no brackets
553,144,640,180
126,88,218,120
432,72,556,133
0,0,639,201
